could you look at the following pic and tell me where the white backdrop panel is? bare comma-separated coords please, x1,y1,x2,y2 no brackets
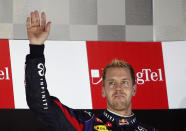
162,41,186,109
9,40,92,109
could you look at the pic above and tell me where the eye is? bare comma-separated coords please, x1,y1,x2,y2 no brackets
108,81,115,86
121,81,128,85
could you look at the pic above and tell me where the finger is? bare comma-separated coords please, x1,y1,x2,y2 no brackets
35,10,40,26
26,17,31,29
45,22,51,33
31,12,36,27
41,12,46,29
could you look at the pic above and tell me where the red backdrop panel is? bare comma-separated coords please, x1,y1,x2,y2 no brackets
0,40,14,108
86,41,168,109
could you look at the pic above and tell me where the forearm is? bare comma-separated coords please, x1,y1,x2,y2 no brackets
25,45,53,127
25,53,49,111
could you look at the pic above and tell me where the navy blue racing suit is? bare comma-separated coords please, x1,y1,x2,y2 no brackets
25,44,157,131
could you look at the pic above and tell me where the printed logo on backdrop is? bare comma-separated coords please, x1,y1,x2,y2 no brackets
91,68,163,85
86,41,169,109
0,40,14,108
0,67,10,80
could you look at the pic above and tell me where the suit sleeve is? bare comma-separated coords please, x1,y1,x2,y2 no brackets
25,44,80,131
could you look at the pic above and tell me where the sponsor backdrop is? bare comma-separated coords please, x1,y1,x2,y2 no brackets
1,39,186,109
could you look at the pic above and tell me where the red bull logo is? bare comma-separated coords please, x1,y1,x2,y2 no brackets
119,118,129,125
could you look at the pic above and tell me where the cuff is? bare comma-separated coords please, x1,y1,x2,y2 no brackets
29,44,44,56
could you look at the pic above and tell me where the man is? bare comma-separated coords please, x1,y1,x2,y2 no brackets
25,10,156,131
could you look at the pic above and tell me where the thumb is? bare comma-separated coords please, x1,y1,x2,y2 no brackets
45,22,51,33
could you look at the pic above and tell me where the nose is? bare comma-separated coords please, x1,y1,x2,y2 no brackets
115,83,122,90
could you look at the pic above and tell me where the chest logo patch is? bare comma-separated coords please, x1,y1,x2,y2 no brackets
95,117,103,123
94,125,111,131
119,118,129,125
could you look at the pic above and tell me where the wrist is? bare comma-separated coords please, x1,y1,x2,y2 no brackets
29,39,45,45
29,42,44,45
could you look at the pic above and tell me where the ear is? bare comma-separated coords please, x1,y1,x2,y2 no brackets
132,84,137,96
102,85,106,98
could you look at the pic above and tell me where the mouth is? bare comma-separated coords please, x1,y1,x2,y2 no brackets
113,94,125,99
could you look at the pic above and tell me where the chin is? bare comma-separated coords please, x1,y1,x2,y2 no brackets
112,101,127,110
115,106,126,111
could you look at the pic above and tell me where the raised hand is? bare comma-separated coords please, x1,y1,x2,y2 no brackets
26,10,51,45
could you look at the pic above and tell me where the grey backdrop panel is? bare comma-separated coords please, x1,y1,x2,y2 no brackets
0,0,186,41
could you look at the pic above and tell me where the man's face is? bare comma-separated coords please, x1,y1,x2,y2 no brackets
102,67,136,112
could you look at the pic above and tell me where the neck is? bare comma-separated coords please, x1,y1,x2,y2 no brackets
107,105,132,116
107,108,133,117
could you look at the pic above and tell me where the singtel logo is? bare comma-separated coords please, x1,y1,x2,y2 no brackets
136,69,163,84
0,67,10,80
91,68,163,85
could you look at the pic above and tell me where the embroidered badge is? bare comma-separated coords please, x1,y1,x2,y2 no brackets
95,117,103,123
94,125,111,131
119,118,129,125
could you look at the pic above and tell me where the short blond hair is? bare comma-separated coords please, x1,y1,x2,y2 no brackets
102,59,135,85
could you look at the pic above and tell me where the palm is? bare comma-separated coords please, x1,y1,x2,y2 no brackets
26,11,51,45
27,26,48,44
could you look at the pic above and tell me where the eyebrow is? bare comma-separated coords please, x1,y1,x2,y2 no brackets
106,78,129,81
